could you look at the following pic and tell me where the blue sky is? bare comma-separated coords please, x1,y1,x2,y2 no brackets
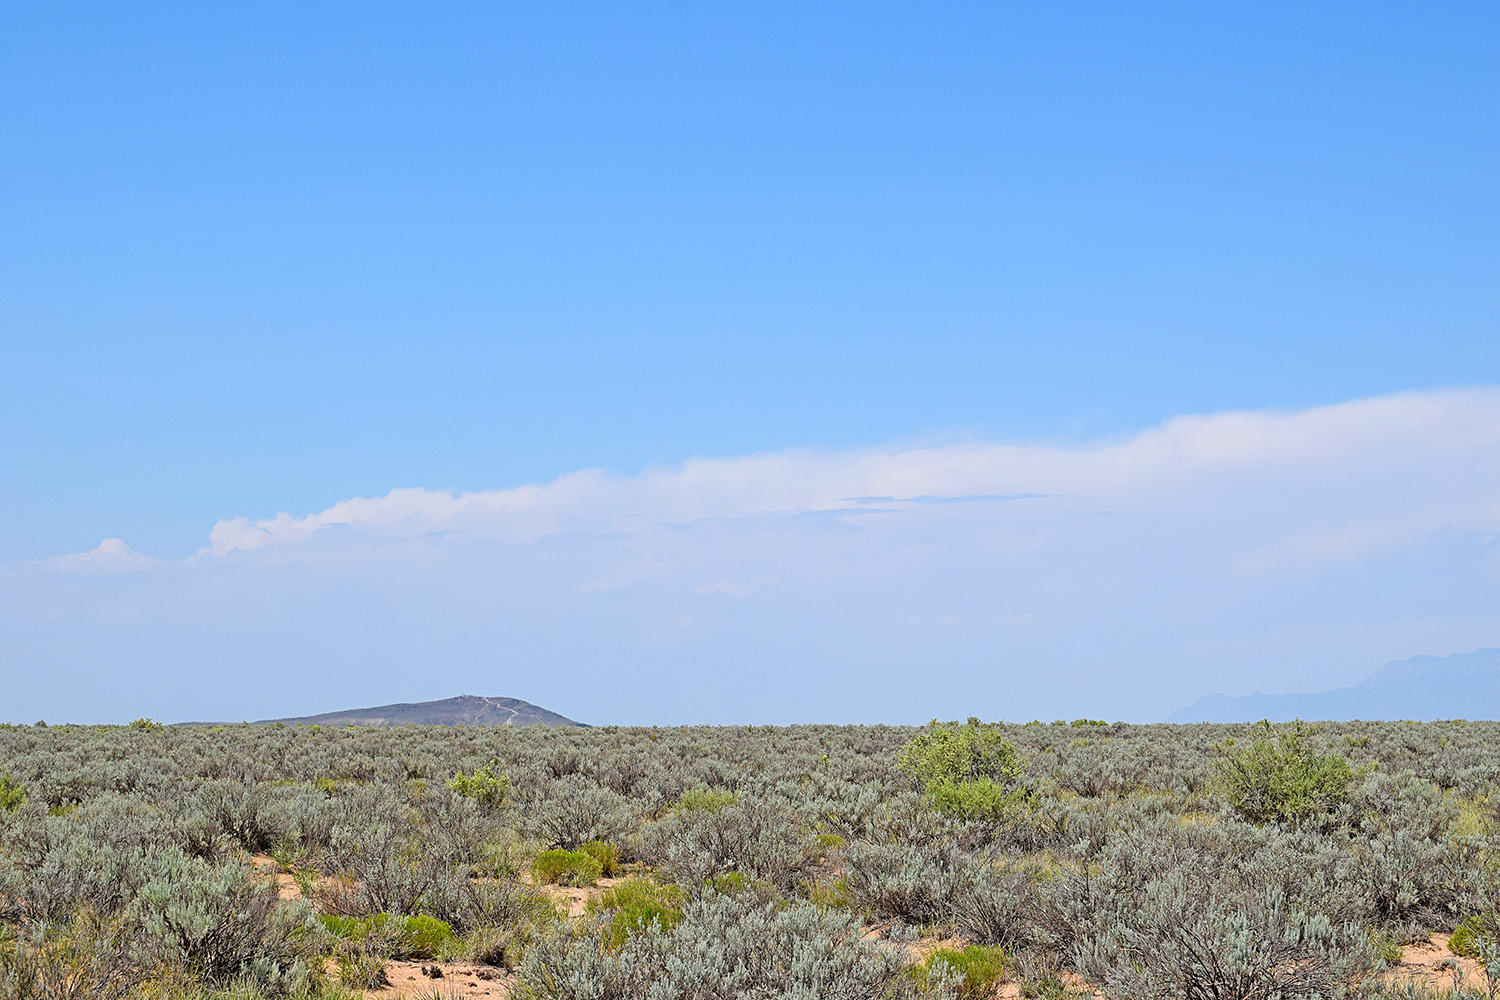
2,3,1497,723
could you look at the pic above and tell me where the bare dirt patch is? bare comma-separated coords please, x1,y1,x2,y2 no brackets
369,960,513,998
905,931,972,960
532,875,621,917
250,853,304,901
1386,933,1491,991
251,851,349,905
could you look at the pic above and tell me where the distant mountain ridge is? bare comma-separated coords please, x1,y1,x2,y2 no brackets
1169,648,1500,723
253,695,582,727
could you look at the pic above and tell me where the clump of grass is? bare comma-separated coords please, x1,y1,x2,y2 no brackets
676,787,737,812
586,877,685,947
912,945,1009,997
532,848,603,886
452,924,511,967
1455,793,1495,838
335,942,388,989
1020,973,1069,1000
1370,929,1405,966
1450,914,1500,960
578,840,620,876
803,876,852,910
319,912,454,960
708,871,749,895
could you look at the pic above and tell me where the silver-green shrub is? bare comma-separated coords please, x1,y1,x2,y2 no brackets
517,891,956,1000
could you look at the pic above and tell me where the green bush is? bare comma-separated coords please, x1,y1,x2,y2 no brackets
578,840,619,876
532,849,603,887
1449,914,1500,959
586,877,685,948
0,771,24,811
129,717,164,732
898,718,1022,786
926,776,1019,821
448,760,509,808
319,912,455,960
898,719,1024,819
1214,720,1356,823
676,787,737,812
918,945,1009,996
316,913,364,941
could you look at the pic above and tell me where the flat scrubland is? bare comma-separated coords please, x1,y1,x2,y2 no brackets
3,718,1500,999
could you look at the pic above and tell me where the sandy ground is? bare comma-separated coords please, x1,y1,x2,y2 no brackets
532,875,619,917
250,853,306,900
1386,933,1492,992
989,973,1100,999
369,960,514,998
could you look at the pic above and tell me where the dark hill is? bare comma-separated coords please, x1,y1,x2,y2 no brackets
253,695,582,727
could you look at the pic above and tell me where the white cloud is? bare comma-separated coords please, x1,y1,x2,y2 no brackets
7,386,1500,724
197,385,1500,568
41,538,156,574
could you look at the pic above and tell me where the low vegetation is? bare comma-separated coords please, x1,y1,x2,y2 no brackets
531,849,602,887
1,717,1499,998
916,944,1010,996
1215,719,1358,823
319,913,455,960
585,877,684,947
